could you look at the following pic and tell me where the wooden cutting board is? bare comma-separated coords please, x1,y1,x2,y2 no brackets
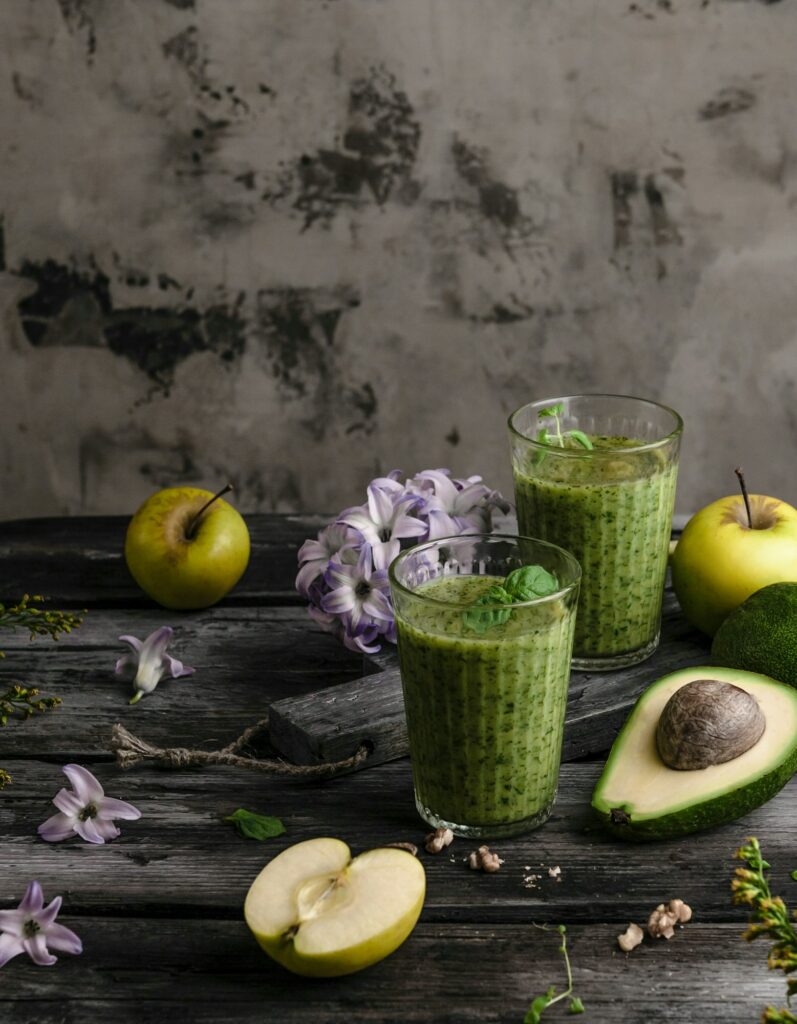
268,584,711,771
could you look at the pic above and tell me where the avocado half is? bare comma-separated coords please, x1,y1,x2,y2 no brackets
591,666,797,841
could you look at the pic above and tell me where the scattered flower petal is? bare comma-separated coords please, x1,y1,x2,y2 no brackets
0,882,82,969
115,627,194,704
37,764,141,845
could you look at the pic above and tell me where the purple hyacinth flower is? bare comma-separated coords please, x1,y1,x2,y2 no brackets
339,484,427,569
295,523,361,598
115,626,194,705
38,764,141,844
342,620,383,655
0,882,82,968
321,544,393,633
413,469,510,534
368,468,404,494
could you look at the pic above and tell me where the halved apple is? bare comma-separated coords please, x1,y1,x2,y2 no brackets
244,837,426,977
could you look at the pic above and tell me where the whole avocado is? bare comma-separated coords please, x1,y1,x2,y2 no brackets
712,583,797,687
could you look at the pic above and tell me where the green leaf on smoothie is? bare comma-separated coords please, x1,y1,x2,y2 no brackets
462,584,513,634
535,405,593,453
225,808,286,840
566,430,594,451
504,565,560,601
463,567,559,633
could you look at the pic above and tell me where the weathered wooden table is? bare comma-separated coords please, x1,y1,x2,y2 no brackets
1,516,792,1023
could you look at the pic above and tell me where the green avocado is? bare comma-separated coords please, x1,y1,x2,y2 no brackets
591,667,797,841
712,583,797,686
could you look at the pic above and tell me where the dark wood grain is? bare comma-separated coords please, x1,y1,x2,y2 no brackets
1,514,786,1024
0,922,781,1024
268,590,711,767
0,514,328,607
3,758,793,923
0,607,378,758
0,595,709,767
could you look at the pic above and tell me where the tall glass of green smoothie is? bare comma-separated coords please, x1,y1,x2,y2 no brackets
389,534,580,838
509,394,682,671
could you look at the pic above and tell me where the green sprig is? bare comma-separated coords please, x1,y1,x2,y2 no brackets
0,684,61,726
536,404,594,461
0,594,84,643
732,837,797,1022
523,925,585,1022
0,595,84,786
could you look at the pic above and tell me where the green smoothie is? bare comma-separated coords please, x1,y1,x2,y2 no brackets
395,574,577,832
513,436,678,661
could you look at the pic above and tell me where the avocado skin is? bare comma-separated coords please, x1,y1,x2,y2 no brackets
712,583,797,687
594,745,797,841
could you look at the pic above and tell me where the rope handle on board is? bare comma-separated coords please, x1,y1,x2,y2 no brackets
110,716,370,778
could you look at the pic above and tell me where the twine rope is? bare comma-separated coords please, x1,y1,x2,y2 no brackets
110,717,370,778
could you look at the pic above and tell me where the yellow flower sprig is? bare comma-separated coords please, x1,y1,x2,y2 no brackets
0,594,84,643
0,595,84,788
732,837,797,1023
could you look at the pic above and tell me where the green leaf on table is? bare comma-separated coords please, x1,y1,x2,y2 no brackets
568,997,585,1014
225,808,286,840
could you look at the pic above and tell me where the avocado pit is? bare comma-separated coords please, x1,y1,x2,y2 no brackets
655,678,765,770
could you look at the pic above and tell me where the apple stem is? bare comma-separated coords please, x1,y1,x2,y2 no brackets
734,467,753,530
186,484,234,539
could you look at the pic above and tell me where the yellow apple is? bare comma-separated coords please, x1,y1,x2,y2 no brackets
672,491,797,636
125,486,250,610
244,837,426,977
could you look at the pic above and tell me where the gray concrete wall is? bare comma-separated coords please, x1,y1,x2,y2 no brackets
1,0,796,520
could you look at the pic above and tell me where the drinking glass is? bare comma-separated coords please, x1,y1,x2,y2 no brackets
509,394,682,671
389,534,580,838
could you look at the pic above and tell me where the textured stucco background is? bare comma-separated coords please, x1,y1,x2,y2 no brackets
1,0,796,520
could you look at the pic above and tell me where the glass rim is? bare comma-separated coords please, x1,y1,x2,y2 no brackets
507,392,684,456
388,532,582,611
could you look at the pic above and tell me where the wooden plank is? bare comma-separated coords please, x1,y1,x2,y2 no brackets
2,517,705,769
3,759,794,923
268,589,711,767
0,591,712,768
0,921,782,1023
0,607,374,758
0,514,328,607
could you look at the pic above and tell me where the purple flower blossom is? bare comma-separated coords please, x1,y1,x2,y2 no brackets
322,545,393,654
411,469,511,536
296,467,509,653
295,524,360,598
38,764,141,844
339,484,427,570
115,626,194,704
0,882,82,968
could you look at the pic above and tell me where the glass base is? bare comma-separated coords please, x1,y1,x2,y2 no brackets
570,631,660,673
415,794,555,839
